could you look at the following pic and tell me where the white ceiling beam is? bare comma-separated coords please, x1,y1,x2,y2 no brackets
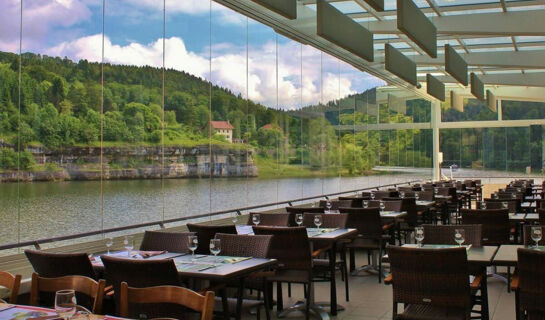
445,86,545,102
419,72,545,88
375,50,545,69
363,10,545,36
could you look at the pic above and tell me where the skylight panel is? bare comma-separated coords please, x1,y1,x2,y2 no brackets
330,1,366,14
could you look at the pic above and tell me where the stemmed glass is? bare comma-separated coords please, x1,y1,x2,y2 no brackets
210,238,221,263
188,235,198,260
55,289,77,320
531,226,542,249
370,193,376,200
325,200,332,213
415,193,420,201
415,227,424,248
454,229,465,247
295,214,303,226
502,202,509,210
434,188,439,196
493,193,499,199
379,201,386,212
481,202,487,209
399,191,405,199
512,193,517,199
314,215,323,231
252,214,260,226
232,212,238,225
105,237,113,254
362,200,368,208
124,236,134,258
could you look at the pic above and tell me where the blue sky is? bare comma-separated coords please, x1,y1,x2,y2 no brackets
0,0,385,109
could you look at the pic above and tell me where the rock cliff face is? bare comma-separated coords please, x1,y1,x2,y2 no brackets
0,145,258,182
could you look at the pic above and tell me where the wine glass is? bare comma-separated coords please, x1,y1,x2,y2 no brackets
399,191,405,199
502,202,509,210
105,237,113,255
231,212,238,225
325,200,332,213
55,289,77,320
314,215,323,230
370,193,376,200
481,202,487,209
210,238,221,263
454,229,465,247
295,214,303,226
434,188,439,195
311,202,316,208
188,235,198,260
512,193,517,199
415,227,424,248
124,235,134,258
252,214,260,226
379,201,386,212
493,193,499,199
362,200,368,208
531,226,542,249
415,193,420,200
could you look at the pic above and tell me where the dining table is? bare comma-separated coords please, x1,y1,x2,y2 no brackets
0,303,126,319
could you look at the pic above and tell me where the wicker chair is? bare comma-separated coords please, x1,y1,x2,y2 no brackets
252,226,313,320
368,199,402,211
484,198,520,213
539,209,545,225
246,213,290,227
101,255,182,316
25,250,97,279
461,209,511,246
522,225,545,247
186,224,237,254
386,246,472,320
30,273,105,314
139,230,195,253
339,196,368,208
285,206,324,226
0,271,21,303
370,190,394,200
338,207,389,283
319,200,353,210
422,224,482,247
512,248,545,319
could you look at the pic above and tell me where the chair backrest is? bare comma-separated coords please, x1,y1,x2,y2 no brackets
516,248,545,314
370,190,393,200
30,273,105,314
0,271,21,303
301,213,348,228
215,233,272,258
416,191,434,201
247,213,290,226
252,226,312,271
461,209,510,245
522,225,545,246
369,200,402,211
539,209,545,225
387,246,471,315
319,199,353,210
101,255,181,312
285,206,325,226
139,231,195,253
339,196,366,207
120,282,215,320
483,198,519,213
338,207,383,239
25,250,96,279
422,224,482,247
398,186,416,192
186,224,237,254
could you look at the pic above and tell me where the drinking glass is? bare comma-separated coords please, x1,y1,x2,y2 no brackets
231,212,238,224
295,214,303,226
481,202,487,209
210,239,221,263
502,202,509,210
399,191,405,199
252,214,260,226
454,229,465,247
379,201,385,212
415,227,424,248
493,193,499,199
512,193,517,199
531,226,542,249
370,193,375,200
325,200,332,213
124,236,134,257
362,200,368,208
434,188,439,195
314,215,322,230
55,289,77,320
188,235,198,260
415,193,420,200
105,237,113,255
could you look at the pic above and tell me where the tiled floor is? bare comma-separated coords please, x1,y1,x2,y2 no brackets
253,251,515,320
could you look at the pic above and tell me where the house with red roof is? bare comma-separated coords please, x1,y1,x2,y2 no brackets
209,120,234,143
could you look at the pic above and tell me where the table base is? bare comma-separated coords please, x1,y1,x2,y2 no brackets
277,300,345,320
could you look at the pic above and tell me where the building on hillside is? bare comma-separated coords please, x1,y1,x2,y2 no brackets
261,123,281,131
209,121,234,143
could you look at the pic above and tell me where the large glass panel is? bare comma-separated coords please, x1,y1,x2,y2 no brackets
503,100,545,120
442,98,497,122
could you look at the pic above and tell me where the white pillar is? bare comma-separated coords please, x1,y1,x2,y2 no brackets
431,100,441,181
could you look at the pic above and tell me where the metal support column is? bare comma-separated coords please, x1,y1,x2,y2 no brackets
431,100,441,181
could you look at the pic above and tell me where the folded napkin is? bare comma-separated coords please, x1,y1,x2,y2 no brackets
139,250,167,258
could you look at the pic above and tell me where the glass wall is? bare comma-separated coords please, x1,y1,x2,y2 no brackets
0,0,433,254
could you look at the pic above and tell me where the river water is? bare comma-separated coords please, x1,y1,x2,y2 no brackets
0,167,540,253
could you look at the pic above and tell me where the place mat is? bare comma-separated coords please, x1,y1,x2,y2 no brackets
176,262,217,272
236,225,254,235
380,211,404,217
422,244,472,251
195,255,252,264
307,228,338,237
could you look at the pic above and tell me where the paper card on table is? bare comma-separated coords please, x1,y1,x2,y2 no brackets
422,244,472,251
0,305,56,320
176,263,216,272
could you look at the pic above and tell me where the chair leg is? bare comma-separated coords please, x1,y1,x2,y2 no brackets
378,247,383,284
262,280,271,320
287,282,291,297
349,248,356,272
256,290,262,320
344,259,350,301
276,282,283,312
305,281,311,320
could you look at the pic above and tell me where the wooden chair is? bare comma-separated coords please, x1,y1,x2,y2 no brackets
120,282,215,320
247,213,290,226
386,246,472,320
139,230,195,253
30,273,105,314
512,248,545,319
0,271,21,303
186,224,237,254
25,250,97,279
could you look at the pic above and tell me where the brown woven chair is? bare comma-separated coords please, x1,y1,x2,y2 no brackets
301,213,348,229
0,271,21,303
461,209,511,246
522,225,545,247
252,226,313,320
338,207,389,283
139,230,195,253
422,224,482,247
216,233,273,319
285,206,324,226
30,273,105,314
416,191,434,201
539,209,545,225
484,198,520,213
368,199,402,211
101,255,182,316
319,200,353,210
186,224,237,254
370,190,394,200
513,248,545,319
339,196,367,207
247,213,290,227
120,282,215,320
386,246,472,320
25,250,97,279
